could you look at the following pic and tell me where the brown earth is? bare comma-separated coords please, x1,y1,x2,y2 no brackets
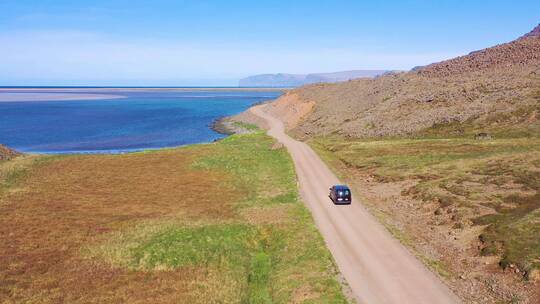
229,92,314,131
263,92,315,129
0,149,239,303
0,145,20,161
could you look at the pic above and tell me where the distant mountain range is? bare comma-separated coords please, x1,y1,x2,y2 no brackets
238,70,390,87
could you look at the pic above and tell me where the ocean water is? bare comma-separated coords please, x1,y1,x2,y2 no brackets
0,90,281,153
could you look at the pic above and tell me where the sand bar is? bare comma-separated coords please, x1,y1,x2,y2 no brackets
0,93,126,102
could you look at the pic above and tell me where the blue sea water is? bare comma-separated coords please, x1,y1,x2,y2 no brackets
0,90,281,153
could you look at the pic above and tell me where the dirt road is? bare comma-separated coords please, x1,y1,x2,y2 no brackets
250,105,460,304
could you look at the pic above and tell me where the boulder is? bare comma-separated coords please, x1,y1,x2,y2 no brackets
271,142,284,150
474,133,493,140
0,145,20,161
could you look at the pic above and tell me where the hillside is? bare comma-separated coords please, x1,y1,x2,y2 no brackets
261,24,540,139
239,70,389,87
234,23,540,303
0,145,20,161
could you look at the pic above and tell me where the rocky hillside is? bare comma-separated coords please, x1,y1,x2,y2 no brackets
239,70,389,87
0,145,20,161
262,23,540,139
522,22,540,39
417,24,540,77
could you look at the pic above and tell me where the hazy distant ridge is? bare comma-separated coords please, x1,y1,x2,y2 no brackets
239,70,389,87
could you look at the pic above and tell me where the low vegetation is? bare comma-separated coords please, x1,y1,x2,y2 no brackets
311,135,540,282
0,131,347,303
421,103,540,139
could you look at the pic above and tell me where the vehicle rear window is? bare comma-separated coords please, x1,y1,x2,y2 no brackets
337,190,350,197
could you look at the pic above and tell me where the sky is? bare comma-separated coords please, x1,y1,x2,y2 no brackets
0,0,539,86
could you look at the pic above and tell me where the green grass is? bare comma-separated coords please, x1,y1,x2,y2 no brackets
248,252,272,303
0,156,34,195
313,137,537,176
420,102,540,139
131,224,255,269
192,131,299,208
233,121,260,131
0,155,61,198
474,165,540,276
88,131,348,303
311,135,540,280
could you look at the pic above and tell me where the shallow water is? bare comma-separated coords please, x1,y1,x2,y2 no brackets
0,89,281,153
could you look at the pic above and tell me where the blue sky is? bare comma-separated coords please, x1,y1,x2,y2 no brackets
1,0,539,86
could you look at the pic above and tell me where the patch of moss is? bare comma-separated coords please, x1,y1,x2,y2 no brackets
312,135,540,279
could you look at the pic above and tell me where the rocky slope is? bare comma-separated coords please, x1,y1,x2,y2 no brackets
261,24,540,139
239,70,389,87
522,23,540,39
0,145,20,161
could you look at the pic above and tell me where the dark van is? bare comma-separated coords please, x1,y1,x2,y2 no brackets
329,185,352,205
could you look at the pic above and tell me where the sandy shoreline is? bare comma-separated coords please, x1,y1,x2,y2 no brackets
0,93,126,102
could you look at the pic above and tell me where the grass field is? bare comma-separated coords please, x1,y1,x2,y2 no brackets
0,131,347,303
311,136,540,282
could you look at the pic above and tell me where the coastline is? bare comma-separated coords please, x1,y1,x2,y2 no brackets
210,117,258,136
210,117,236,135
211,98,275,135
1,90,281,154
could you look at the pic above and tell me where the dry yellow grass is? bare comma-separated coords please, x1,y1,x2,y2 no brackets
0,133,348,304
0,147,239,303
